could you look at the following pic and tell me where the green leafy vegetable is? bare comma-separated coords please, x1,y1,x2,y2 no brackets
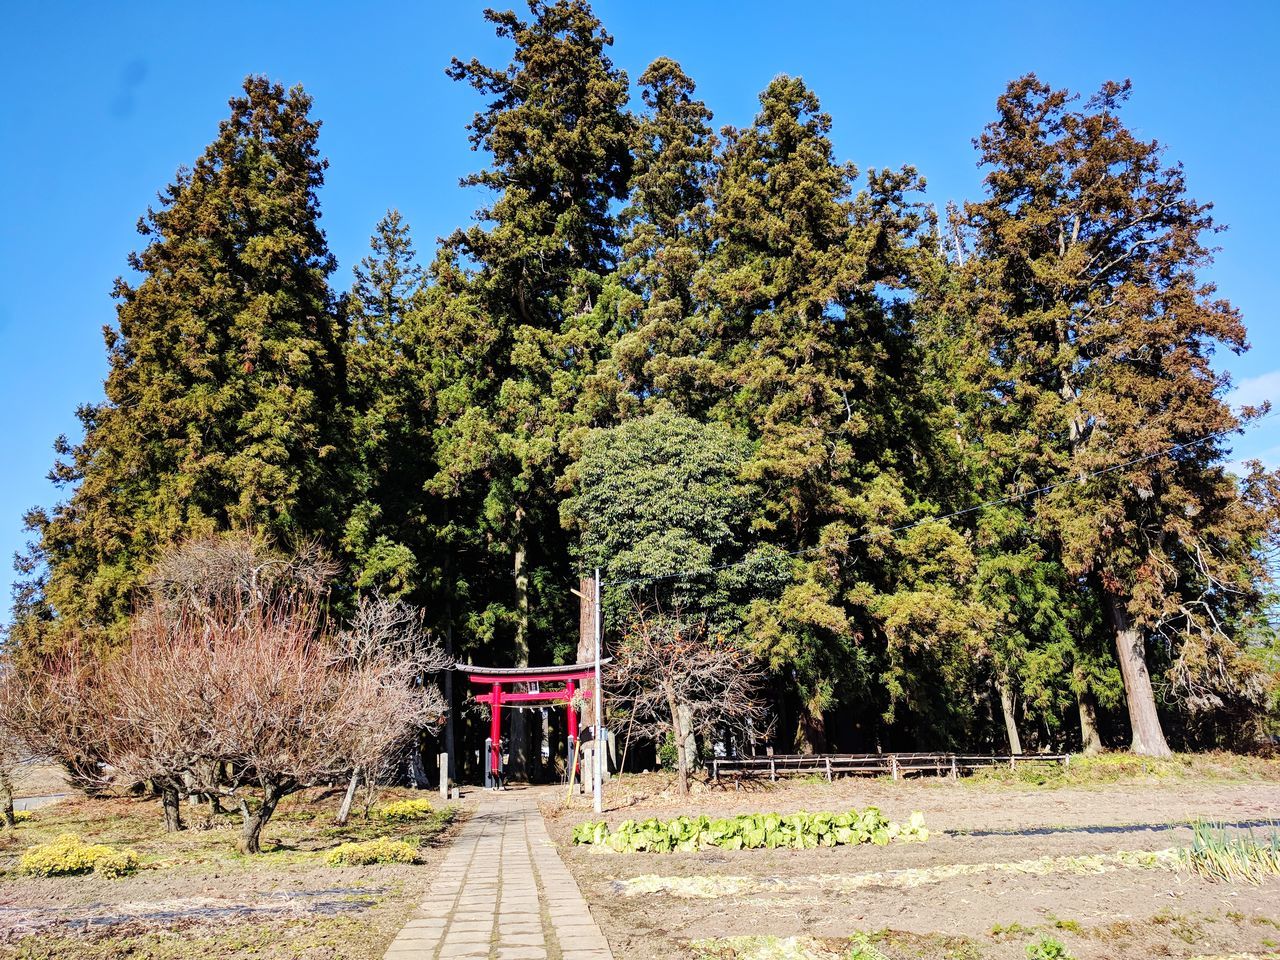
571,808,928,853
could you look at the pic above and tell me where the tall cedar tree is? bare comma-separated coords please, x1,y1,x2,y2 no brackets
584,57,718,420
960,76,1280,756
696,77,979,750
439,0,632,775
342,211,434,597
14,78,345,647
916,248,1121,755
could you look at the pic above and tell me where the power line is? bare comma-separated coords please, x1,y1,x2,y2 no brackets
607,407,1280,590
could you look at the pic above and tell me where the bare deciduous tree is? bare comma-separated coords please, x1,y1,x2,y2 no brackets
146,531,337,625
0,646,111,797
332,593,451,824
0,670,37,827
102,596,446,853
609,605,767,794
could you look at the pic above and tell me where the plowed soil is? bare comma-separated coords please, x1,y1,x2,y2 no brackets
542,767,1280,960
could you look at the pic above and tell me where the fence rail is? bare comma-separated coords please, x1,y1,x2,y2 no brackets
711,752,1071,782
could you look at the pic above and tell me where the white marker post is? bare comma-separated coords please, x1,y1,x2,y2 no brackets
593,566,603,815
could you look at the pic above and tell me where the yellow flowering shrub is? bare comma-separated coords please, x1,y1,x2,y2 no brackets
326,837,419,866
19,833,141,878
375,798,435,822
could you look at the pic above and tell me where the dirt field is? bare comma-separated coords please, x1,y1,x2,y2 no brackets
0,787,471,959
11,761,72,800
543,756,1280,960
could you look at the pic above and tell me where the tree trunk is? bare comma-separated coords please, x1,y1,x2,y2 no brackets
997,678,1023,755
665,687,690,795
795,703,827,754
1104,593,1172,758
444,618,455,777
238,787,283,855
677,703,697,772
335,769,360,826
161,784,185,832
0,770,14,829
408,738,429,789
509,510,530,781
1077,690,1103,755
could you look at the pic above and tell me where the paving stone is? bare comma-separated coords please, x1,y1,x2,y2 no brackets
403,918,448,929
499,933,545,946
447,922,494,935
395,933,445,943
437,946,490,959
499,924,543,937
384,792,613,960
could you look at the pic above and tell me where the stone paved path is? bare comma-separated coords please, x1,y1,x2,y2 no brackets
384,791,613,960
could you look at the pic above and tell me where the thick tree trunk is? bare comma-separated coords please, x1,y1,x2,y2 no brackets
238,788,283,855
795,704,827,754
509,512,530,781
444,618,455,776
671,718,690,795
677,703,697,772
997,678,1023,755
161,784,185,832
1104,593,1172,758
335,770,360,826
408,738,429,789
665,686,690,794
1077,690,1103,755
1,770,14,829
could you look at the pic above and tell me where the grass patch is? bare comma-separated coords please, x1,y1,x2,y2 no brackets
1180,821,1280,884
991,922,1035,939
965,751,1280,789
0,791,456,873
1024,936,1073,960
692,933,983,960
0,914,395,959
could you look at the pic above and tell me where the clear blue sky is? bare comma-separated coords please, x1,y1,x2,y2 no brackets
2,1,1278,616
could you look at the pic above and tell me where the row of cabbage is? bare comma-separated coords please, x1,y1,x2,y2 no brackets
572,807,929,853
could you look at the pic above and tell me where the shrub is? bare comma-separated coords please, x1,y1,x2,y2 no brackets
11,810,33,824
326,837,419,866
571,807,929,853
658,733,678,771
19,833,141,878
376,798,435,822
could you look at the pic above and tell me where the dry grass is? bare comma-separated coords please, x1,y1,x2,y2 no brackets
0,786,465,959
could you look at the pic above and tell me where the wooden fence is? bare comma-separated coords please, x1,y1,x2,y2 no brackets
711,752,1071,782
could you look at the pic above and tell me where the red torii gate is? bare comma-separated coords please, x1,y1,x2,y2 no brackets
466,661,607,785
